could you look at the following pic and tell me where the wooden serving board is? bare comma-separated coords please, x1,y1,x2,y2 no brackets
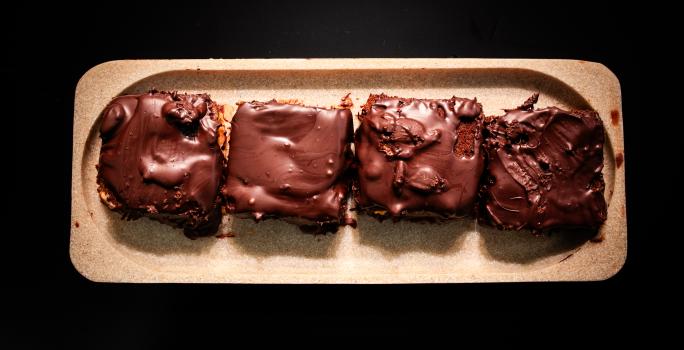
70,59,626,283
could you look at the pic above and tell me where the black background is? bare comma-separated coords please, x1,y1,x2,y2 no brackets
9,0,656,344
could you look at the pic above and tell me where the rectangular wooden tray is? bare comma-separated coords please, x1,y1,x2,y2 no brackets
70,59,626,283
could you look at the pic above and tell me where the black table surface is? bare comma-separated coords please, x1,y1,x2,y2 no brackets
9,0,656,344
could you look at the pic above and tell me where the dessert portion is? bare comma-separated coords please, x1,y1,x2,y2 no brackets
478,93,607,231
95,88,609,239
354,94,485,220
97,90,226,237
221,100,354,232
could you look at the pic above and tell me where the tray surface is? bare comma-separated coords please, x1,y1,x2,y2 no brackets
70,59,626,283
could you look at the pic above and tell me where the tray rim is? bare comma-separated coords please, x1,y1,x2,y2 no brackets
70,58,627,284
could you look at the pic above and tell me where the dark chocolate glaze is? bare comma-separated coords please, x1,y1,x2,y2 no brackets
479,94,607,231
97,91,224,236
222,101,354,227
354,94,485,218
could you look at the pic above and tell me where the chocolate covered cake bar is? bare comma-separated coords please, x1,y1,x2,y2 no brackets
354,94,485,220
97,90,225,237
478,94,607,231
221,100,354,232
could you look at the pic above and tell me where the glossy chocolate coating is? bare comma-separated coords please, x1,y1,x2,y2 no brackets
479,94,607,231
97,91,224,236
354,94,485,218
222,101,354,225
